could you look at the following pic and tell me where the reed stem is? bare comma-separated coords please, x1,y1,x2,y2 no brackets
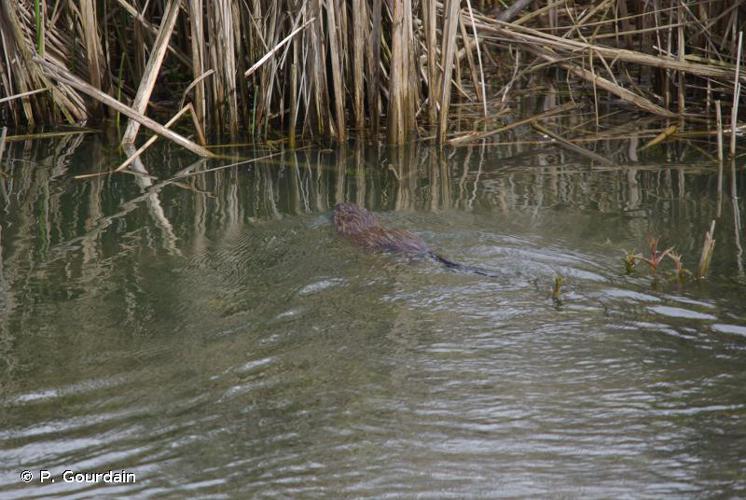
0,0,742,149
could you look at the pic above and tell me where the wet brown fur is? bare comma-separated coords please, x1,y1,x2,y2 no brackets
333,203,430,255
333,203,498,278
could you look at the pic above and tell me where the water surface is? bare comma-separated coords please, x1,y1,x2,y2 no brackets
0,137,745,497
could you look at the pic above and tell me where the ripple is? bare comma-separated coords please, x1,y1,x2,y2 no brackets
3,141,746,498
602,288,661,302
297,278,345,295
648,306,717,321
712,323,746,336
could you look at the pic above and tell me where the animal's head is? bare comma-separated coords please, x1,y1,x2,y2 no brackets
333,203,379,235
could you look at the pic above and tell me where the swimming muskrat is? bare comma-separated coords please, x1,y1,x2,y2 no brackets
334,202,497,277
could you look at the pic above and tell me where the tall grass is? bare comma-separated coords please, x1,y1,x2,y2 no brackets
0,0,744,148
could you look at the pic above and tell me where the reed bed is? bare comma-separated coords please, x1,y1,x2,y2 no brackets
0,0,744,151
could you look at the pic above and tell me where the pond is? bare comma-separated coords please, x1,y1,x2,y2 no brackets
0,136,745,497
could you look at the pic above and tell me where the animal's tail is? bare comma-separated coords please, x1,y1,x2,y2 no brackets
429,252,499,278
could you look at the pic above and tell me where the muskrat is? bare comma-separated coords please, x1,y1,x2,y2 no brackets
334,202,497,277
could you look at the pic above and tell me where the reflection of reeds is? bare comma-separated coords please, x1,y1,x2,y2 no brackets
0,138,741,338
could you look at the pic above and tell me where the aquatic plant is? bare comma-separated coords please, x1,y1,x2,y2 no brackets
639,236,673,275
623,232,713,286
666,251,691,285
552,275,564,305
623,250,642,275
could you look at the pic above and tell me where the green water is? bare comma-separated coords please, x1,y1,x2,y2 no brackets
0,138,745,497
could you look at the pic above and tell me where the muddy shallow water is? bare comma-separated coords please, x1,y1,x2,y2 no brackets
0,138,745,497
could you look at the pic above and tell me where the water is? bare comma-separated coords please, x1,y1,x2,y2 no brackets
1,137,745,497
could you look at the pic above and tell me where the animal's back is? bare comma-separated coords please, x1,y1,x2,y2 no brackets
334,203,430,255
334,203,380,235
333,203,497,277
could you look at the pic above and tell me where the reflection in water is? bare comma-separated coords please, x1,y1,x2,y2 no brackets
0,137,745,497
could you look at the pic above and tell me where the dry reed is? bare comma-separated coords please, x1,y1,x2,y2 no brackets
0,0,743,150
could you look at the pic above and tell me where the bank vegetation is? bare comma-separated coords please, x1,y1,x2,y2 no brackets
0,0,744,153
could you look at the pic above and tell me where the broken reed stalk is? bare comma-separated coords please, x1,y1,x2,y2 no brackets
0,88,49,104
677,1,685,123
121,0,181,145
449,102,577,145
459,14,481,105
114,105,196,175
168,150,292,181
535,48,679,119
1,130,98,142
730,31,743,158
638,125,678,151
531,121,614,165
0,127,7,165
33,0,44,56
716,100,724,217
716,100,724,163
180,73,215,109
243,18,316,79
34,58,215,158
474,18,746,83
438,0,461,143
289,62,298,148
697,220,716,278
